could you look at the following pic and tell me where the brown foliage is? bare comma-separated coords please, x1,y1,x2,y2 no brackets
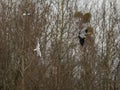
0,0,119,90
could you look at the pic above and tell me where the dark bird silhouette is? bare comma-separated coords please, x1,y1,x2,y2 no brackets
78,36,85,46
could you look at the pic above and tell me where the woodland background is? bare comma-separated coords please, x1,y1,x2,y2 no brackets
0,0,120,90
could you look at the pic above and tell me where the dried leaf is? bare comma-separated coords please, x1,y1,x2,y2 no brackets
87,27,93,35
74,11,83,18
83,13,91,23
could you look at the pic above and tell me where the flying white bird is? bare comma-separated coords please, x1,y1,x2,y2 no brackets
34,38,41,57
23,10,31,16
23,13,31,16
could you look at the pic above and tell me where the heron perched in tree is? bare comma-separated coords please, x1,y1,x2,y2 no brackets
78,26,93,46
78,27,88,46
34,38,41,57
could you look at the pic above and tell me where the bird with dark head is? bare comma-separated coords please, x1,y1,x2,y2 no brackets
78,28,88,46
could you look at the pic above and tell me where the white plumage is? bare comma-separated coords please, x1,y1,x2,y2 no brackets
23,10,31,16
79,27,88,38
78,27,88,46
34,39,41,57
23,13,31,16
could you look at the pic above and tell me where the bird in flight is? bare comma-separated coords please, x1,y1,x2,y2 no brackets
23,10,31,16
34,38,41,57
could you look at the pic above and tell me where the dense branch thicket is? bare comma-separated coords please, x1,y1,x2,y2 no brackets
0,0,119,90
